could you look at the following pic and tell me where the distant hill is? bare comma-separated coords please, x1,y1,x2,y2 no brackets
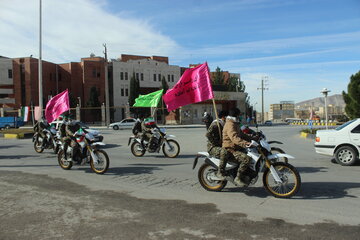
295,94,345,108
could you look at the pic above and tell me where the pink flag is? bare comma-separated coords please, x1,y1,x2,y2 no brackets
45,89,70,123
163,62,214,111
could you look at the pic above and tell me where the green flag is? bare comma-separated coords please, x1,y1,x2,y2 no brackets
133,89,163,107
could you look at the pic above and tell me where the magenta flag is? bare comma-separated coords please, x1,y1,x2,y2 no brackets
163,62,214,111
45,89,70,123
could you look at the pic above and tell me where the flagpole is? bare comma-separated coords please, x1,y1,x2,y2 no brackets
212,98,222,140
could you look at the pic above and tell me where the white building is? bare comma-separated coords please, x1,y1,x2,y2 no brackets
111,55,180,121
0,56,15,108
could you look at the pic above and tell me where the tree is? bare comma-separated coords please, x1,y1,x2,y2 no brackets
129,72,140,115
227,76,245,92
213,66,224,85
128,72,140,107
343,70,360,119
159,76,170,123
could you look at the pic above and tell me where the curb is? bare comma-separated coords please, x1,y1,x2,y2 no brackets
1,132,33,139
300,132,315,139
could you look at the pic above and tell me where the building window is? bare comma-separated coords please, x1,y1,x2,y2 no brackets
171,75,174,82
125,88,129,96
167,75,170,82
141,73,144,81
92,68,97,77
8,69,12,79
158,74,161,82
136,73,139,81
121,88,124,96
120,72,124,80
153,74,156,81
125,72,128,80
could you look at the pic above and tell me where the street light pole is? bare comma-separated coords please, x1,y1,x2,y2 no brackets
38,0,43,118
320,88,331,129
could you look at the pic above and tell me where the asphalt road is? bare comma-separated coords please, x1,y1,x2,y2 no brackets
1,125,360,239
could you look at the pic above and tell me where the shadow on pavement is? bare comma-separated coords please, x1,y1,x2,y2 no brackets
77,166,161,176
297,166,329,173
0,155,39,160
129,163,185,167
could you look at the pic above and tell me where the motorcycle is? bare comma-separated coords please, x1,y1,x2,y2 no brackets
33,127,61,154
193,137,301,198
57,128,109,174
128,127,180,158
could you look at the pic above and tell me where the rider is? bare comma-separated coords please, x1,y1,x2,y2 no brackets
63,119,81,162
141,115,158,151
33,117,50,147
206,110,231,180
222,108,252,187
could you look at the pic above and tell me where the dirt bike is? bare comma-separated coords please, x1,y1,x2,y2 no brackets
57,128,109,174
33,127,61,154
128,127,180,158
193,138,301,198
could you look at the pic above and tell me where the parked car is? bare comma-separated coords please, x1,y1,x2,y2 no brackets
315,118,360,166
264,120,273,126
109,118,137,130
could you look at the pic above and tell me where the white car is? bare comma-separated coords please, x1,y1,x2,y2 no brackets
315,119,360,166
109,118,137,130
51,120,104,142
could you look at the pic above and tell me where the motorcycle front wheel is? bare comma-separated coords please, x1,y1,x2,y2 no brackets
34,139,44,153
90,149,110,174
57,150,73,170
198,163,227,192
162,139,180,158
130,142,145,157
263,162,301,198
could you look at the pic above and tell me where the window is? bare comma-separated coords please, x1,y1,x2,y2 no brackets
168,75,170,82
351,125,360,133
121,88,124,96
8,69,12,78
120,72,124,80
141,73,144,81
158,74,161,81
136,73,139,80
125,88,129,96
153,74,156,81
171,75,174,82
92,68,97,77
125,72,128,80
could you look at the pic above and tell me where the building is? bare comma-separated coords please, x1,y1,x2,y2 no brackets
0,56,15,108
269,101,295,121
111,54,180,121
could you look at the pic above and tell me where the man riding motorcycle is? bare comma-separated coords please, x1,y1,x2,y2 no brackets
63,120,81,161
222,108,252,187
141,116,159,152
205,110,231,180
33,117,50,147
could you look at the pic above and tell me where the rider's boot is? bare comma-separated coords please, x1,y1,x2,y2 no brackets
215,169,226,180
234,172,248,187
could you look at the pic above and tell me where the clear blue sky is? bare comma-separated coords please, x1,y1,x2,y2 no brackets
1,0,360,111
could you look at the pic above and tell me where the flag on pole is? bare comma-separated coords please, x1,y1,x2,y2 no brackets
45,89,70,123
34,106,41,121
21,106,30,122
163,62,214,111
133,89,163,107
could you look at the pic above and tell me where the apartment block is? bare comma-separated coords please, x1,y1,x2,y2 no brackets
0,56,15,108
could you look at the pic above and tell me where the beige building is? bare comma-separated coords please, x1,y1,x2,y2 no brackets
0,56,14,108
269,101,295,121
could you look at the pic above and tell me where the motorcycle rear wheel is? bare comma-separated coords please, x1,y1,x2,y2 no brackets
90,149,110,174
162,140,180,158
198,163,227,192
131,142,145,157
263,162,301,198
57,150,73,170
34,140,44,153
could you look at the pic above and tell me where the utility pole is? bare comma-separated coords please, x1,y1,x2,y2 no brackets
257,76,268,124
38,0,43,118
103,43,110,127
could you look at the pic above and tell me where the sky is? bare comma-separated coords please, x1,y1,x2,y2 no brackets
1,0,360,111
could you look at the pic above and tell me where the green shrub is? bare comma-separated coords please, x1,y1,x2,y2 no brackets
300,128,318,134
